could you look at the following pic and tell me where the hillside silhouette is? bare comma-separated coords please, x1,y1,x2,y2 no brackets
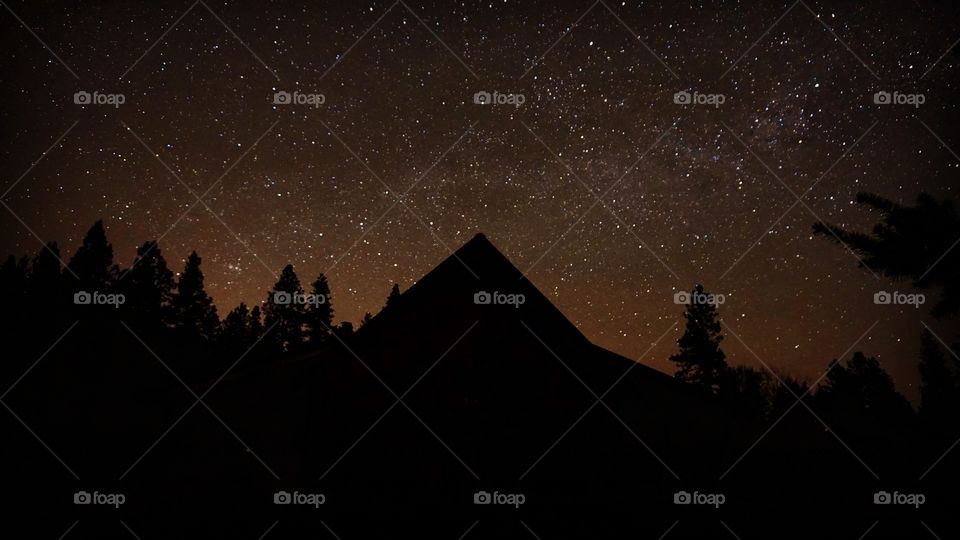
2,226,958,539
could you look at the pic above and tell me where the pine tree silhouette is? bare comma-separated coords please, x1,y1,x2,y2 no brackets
171,251,219,340
263,264,305,352
121,241,175,324
669,284,728,392
385,283,401,309
814,192,959,317
304,272,334,344
816,351,913,422
28,241,65,306
66,220,117,292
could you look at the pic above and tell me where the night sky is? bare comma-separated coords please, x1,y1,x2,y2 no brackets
2,0,958,400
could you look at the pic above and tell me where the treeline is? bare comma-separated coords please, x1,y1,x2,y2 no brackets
0,221,390,382
669,192,960,442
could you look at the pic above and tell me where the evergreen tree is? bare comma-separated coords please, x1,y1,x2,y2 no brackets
917,329,957,424
263,264,305,352
669,284,728,392
385,283,401,309
359,312,373,328
67,220,116,291
816,351,913,422
304,272,334,344
249,305,264,341
171,251,219,340
221,302,252,347
814,192,959,318
121,241,175,323
28,242,65,303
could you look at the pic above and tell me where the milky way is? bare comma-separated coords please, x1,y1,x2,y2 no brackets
2,1,958,399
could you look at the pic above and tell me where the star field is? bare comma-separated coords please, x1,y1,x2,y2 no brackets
2,0,959,400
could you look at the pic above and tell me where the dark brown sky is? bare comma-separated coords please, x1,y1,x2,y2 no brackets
2,0,959,400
